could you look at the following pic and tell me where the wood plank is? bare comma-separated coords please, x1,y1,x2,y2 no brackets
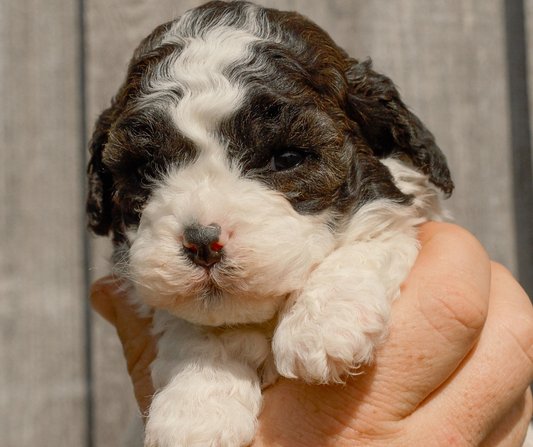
0,0,88,445
527,0,533,150
85,1,518,445
521,0,533,298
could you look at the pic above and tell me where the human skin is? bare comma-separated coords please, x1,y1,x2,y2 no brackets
90,222,533,446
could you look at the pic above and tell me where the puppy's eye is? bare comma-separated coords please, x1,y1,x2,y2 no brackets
270,149,307,171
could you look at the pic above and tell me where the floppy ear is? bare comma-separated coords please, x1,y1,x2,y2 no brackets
345,59,454,196
86,21,176,237
86,105,117,236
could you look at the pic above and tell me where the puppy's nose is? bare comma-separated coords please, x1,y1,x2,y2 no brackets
182,223,226,268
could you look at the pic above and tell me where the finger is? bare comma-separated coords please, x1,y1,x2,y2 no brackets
90,275,123,325
90,276,157,414
348,222,491,419
411,262,533,444
90,275,146,331
481,389,533,447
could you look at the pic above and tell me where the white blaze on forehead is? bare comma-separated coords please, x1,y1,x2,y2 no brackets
162,26,260,157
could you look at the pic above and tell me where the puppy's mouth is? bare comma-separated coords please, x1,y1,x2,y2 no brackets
189,261,246,297
195,281,225,308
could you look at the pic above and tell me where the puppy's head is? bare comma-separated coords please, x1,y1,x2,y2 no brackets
87,1,452,326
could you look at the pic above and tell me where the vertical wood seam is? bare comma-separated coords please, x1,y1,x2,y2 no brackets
504,0,533,300
77,0,94,444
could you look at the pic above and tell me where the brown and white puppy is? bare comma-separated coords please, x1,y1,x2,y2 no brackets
87,2,453,446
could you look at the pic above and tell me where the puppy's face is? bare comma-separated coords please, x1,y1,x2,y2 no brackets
87,1,452,326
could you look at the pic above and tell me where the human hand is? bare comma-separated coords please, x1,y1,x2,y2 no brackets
90,222,533,446
90,277,157,416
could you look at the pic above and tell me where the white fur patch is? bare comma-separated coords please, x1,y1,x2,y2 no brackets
138,7,265,155
127,159,335,326
272,196,423,383
381,158,450,221
145,311,264,447
164,27,259,150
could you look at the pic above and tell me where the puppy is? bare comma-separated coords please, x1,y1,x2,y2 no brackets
86,1,453,446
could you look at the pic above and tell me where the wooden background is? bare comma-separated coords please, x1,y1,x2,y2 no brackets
1,0,533,446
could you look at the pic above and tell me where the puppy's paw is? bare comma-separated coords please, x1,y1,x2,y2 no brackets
144,388,257,447
272,296,388,383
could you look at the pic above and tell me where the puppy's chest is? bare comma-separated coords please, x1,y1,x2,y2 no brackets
208,319,280,388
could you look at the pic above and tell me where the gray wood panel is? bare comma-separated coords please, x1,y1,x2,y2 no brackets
0,0,88,445
522,0,533,296
528,0,533,142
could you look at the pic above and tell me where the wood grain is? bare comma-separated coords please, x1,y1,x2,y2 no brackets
0,0,88,445
526,0,533,146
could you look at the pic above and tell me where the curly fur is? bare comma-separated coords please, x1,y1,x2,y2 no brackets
86,2,453,446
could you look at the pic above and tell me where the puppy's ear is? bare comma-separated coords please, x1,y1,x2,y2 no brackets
86,105,117,236
86,21,175,237
345,59,453,196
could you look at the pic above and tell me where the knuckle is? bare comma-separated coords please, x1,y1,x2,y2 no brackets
416,223,491,344
421,275,489,344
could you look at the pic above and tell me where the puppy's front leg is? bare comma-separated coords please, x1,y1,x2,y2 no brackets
145,311,268,447
273,230,420,384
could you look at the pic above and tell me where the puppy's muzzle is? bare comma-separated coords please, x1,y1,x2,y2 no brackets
182,223,226,268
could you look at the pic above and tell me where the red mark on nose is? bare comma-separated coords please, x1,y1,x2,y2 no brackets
211,242,224,252
182,239,198,251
